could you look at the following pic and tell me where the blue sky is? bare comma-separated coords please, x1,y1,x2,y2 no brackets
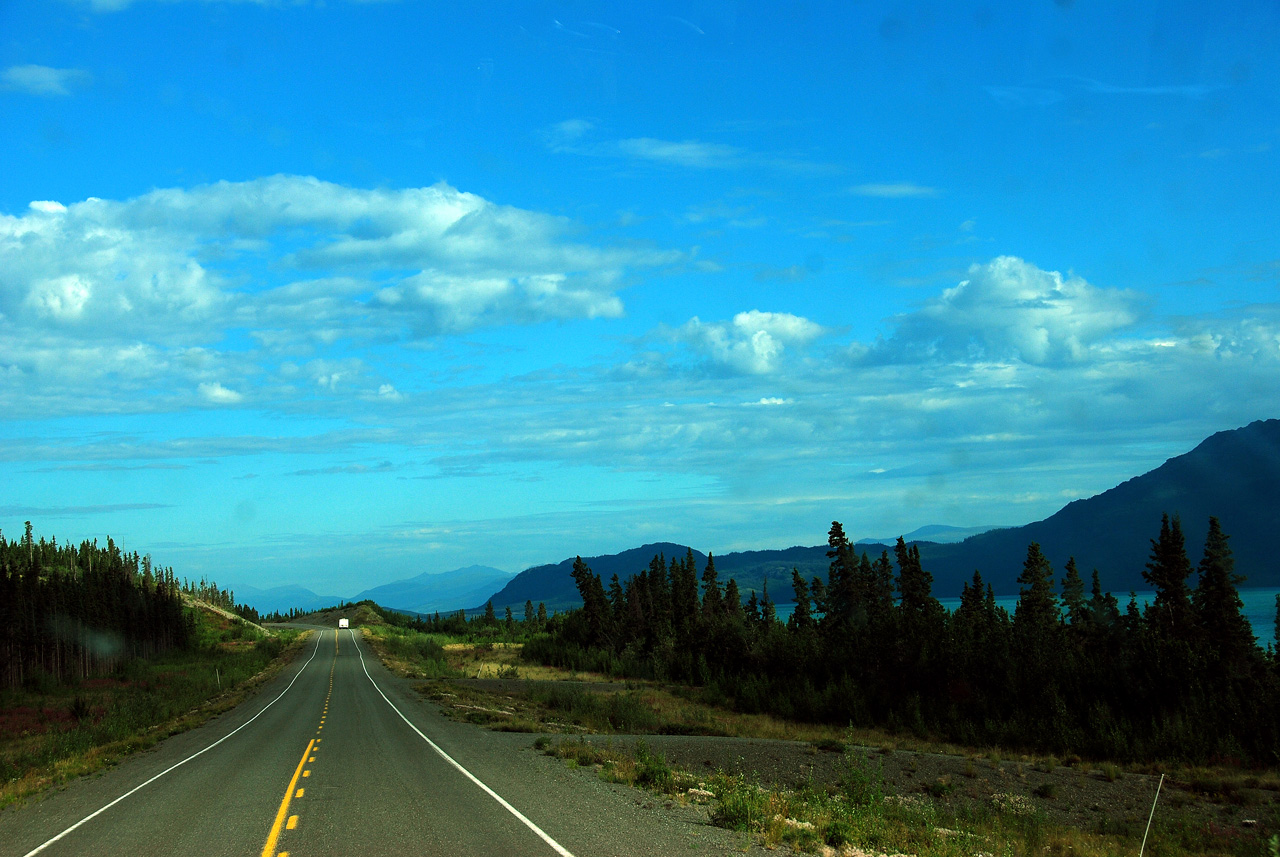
2,0,1278,597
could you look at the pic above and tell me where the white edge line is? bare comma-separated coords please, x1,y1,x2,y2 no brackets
22,630,326,857
349,628,576,857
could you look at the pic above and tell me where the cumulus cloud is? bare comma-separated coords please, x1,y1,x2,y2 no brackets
2,65,90,96
672,310,825,374
0,175,672,416
198,382,243,404
875,256,1144,365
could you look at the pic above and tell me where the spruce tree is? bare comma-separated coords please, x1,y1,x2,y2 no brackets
1143,513,1195,642
1061,557,1086,627
701,553,723,618
1014,542,1058,637
789,568,814,632
1192,517,1254,665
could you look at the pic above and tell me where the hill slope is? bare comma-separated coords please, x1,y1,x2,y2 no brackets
479,419,1280,610
919,418,1280,594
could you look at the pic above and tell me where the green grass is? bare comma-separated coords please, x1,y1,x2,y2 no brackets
362,626,460,679
0,609,303,808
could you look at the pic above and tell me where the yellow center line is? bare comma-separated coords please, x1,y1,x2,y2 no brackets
261,738,314,857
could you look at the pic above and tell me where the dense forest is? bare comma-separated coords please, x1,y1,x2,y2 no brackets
0,523,258,690
528,514,1280,765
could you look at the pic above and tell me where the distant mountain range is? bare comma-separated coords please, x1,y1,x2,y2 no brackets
352,565,514,615
236,565,514,615
235,583,345,615
478,419,1280,611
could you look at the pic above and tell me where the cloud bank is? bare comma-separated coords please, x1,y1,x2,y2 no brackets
0,176,676,415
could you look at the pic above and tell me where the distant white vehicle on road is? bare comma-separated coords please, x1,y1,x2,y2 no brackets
339,618,349,629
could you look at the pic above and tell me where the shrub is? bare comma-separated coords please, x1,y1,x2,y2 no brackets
842,748,886,806
633,741,673,791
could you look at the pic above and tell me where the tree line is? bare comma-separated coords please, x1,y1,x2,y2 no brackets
529,514,1280,764
0,523,254,690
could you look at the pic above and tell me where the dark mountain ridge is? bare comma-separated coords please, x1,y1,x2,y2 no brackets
479,419,1280,611
919,418,1280,595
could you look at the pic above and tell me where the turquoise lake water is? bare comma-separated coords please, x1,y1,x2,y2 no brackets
766,587,1279,648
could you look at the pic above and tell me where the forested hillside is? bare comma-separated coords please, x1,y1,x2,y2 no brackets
0,523,257,690
529,516,1280,764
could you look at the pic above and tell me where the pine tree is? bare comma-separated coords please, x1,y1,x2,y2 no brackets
570,556,611,647
894,538,937,619
789,568,814,632
1143,513,1195,642
701,553,723,618
825,522,855,631
1014,542,1057,637
724,579,743,620
1192,517,1254,666
1061,557,1087,627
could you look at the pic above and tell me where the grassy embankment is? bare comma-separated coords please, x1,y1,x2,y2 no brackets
0,604,305,808
363,626,1279,857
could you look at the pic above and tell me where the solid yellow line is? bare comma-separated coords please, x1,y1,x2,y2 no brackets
260,738,315,857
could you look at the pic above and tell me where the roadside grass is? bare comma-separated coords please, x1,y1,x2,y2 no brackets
537,736,1277,857
356,628,1279,856
0,608,305,808
445,640,613,682
360,625,461,680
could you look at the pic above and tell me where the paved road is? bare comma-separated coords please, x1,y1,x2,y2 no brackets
0,628,761,857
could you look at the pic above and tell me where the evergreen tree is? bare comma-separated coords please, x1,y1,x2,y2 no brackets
1061,557,1086,627
1014,543,1058,638
524,599,535,625
484,600,497,625
570,556,611,648
701,553,723,618
894,538,939,622
758,578,775,626
724,579,743,620
788,568,814,632
1143,513,1196,642
1192,517,1254,666
825,522,855,631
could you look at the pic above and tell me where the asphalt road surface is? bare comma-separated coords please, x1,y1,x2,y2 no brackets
0,628,762,857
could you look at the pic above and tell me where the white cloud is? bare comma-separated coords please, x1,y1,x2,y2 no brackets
851,183,939,198
876,256,1144,365
2,65,90,96
673,310,825,374
0,175,672,415
198,382,243,404
615,137,745,169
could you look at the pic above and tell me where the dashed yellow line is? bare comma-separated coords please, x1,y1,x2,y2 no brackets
260,738,314,857
262,630,339,857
